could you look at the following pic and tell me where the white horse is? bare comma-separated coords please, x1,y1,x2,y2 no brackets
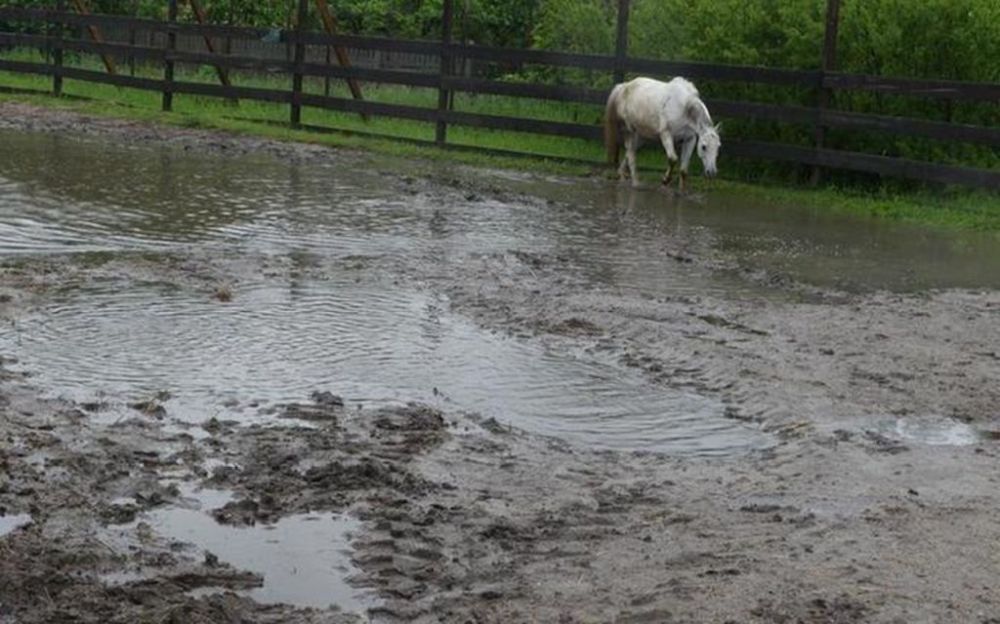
604,76,721,191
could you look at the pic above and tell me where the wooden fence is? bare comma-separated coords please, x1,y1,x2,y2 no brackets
65,24,440,72
0,0,997,190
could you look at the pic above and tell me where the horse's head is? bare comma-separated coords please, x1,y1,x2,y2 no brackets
697,124,721,177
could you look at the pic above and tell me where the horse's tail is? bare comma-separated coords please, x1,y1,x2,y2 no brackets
604,84,623,167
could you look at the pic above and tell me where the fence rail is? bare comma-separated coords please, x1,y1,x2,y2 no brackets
0,2,997,189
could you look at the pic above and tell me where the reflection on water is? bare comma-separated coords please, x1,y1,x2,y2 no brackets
880,416,982,446
0,513,33,538
102,483,372,610
2,129,998,453
4,278,751,454
504,174,1000,293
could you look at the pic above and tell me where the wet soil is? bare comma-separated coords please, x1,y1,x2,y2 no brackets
2,103,1000,623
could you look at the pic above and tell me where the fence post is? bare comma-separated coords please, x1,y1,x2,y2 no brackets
52,0,65,97
613,0,630,85
128,0,137,76
162,0,177,111
324,45,331,96
811,0,840,184
435,0,454,145
290,0,309,127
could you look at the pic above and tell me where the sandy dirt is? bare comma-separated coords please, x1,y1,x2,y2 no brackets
2,102,1000,623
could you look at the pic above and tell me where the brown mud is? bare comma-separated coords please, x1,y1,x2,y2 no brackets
2,103,1000,623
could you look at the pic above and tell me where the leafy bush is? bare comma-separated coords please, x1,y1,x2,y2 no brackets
532,0,613,55
630,0,824,68
1,0,995,184
621,0,1000,181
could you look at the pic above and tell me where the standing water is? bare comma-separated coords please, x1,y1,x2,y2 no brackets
2,131,999,455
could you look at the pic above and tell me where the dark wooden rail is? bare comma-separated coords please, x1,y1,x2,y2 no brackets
0,4,997,189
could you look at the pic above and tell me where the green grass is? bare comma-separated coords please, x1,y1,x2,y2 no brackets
1,47,998,232
707,180,1000,232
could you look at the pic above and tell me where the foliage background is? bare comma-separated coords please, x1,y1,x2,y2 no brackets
1,0,996,183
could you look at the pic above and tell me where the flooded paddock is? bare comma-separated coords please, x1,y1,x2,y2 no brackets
2,130,765,455
2,110,999,624
2,130,998,452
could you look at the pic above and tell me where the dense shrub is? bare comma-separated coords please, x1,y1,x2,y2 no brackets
532,0,613,54
630,0,824,69
620,0,999,180
1,0,995,183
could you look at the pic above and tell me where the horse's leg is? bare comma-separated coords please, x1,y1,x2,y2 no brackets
618,141,630,181
659,130,678,186
662,161,675,187
626,134,640,187
678,136,697,193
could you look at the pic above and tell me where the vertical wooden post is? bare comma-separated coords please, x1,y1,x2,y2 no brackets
128,25,136,76
324,45,331,96
461,0,471,79
290,0,309,127
811,0,840,185
435,0,454,145
128,0,137,76
162,0,177,111
613,0,630,85
52,0,65,97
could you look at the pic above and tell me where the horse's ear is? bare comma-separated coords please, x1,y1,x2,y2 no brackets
715,122,723,135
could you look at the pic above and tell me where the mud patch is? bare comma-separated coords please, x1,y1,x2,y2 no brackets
2,104,1000,623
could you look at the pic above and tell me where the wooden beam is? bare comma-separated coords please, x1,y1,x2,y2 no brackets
314,0,366,116
69,0,116,74
185,0,233,92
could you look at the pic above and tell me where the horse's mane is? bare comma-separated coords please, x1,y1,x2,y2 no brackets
685,94,713,129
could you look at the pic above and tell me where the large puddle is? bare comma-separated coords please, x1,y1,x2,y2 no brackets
2,130,999,455
499,172,1000,293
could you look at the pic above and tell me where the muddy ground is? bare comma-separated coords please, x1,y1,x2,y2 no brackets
2,103,1000,623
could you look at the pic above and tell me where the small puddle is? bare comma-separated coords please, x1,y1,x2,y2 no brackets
0,513,33,538
153,509,368,610
877,416,982,446
109,483,372,612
